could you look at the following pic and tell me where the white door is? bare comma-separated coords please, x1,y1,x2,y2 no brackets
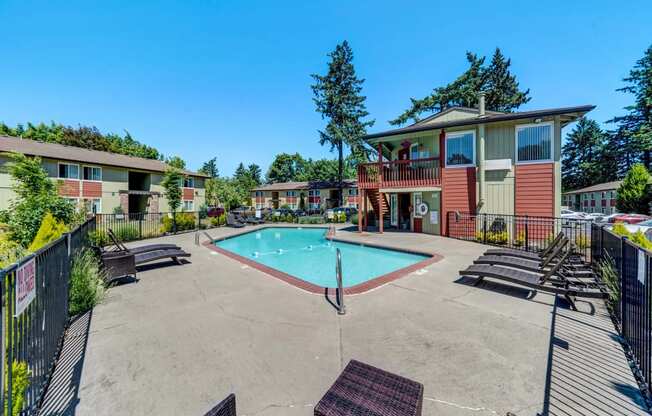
390,194,398,227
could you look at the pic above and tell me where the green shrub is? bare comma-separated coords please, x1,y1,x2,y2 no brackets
198,204,208,219
27,212,68,252
513,230,525,247
298,215,326,225
161,212,196,233
69,249,105,316
350,213,358,225
574,234,590,250
612,223,631,237
0,234,27,269
88,230,109,247
632,230,652,250
5,360,30,416
113,224,140,241
475,230,509,245
597,254,620,313
218,213,226,226
112,206,124,214
280,204,290,210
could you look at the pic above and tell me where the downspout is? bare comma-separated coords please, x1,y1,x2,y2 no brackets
477,92,486,213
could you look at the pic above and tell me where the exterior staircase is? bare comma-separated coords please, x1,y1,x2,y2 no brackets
365,188,390,224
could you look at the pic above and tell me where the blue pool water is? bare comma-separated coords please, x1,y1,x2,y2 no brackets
215,227,429,288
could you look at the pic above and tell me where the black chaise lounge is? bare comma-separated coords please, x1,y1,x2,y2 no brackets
227,213,245,228
99,240,190,284
203,394,236,416
105,228,180,254
459,249,607,310
474,237,593,276
236,213,263,225
483,232,565,261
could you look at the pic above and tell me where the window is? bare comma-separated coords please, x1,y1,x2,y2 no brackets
84,198,101,214
255,203,264,209
287,191,297,197
516,122,553,163
255,191,263,197
309,190,320,196
83,166,102,181
445,131,475,167
183,200,194,211
601,191,606,199
348,188,358,196
183,177,195,188
410,144,420,160
58,163,79,179
310,203,320,210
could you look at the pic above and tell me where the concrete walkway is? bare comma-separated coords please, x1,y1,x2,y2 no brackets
40,225,649,415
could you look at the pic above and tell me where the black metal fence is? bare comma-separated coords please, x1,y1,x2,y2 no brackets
0,216,96,415
446,212,592,259
95,212,216,244
591,223,652,392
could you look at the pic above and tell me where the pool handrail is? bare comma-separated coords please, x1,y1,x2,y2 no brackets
336,248,345,315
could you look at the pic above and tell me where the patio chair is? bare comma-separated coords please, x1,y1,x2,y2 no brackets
236,213,263,225
99,245,191,284
227,213,245,228
483,232,565,261
459,249,607,310
203,394,236,416
104,228,180,254
474,237,592,276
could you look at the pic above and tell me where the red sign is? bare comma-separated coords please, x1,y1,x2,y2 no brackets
15,259,36,316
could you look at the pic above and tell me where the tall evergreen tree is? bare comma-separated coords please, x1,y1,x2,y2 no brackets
311,40,374,206
608,44,652,170
562,118,610,190
199,157,219,178
390,48,530,126
247,164,262,185
165,155,186,170
616,164,651,214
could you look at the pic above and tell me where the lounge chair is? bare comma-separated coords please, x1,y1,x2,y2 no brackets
99,244,191,284
226,213,245,228
459,249,607,310
203,394,236,416
483,232,565,261
236,213,263,225
104,228,180,254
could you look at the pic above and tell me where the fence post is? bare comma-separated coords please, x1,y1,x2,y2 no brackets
524,215,529,252
482,214,487,244
621,236,628,334
139,215,143,240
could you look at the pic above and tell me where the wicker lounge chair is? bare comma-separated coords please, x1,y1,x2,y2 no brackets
100,245,190,284
105,228,180,254
227,213,245,228
203,394,236,416
459,249,607,310
315,360,423,416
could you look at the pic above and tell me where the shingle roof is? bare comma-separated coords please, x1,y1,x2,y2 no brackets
253,179,357,192
365,105,596,140
563,181,622,195
0,136,208,177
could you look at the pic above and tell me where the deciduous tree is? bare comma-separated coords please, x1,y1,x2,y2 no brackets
616,164,651,214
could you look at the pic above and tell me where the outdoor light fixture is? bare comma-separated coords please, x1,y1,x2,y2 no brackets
534,118,543,123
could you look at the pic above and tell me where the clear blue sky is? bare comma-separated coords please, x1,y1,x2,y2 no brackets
1,1,651,176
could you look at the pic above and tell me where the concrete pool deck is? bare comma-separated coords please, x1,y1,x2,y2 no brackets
40,225,649,415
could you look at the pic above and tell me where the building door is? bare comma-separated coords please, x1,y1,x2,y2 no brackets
390,194,398,227
398,193,411,230
398,147,410,160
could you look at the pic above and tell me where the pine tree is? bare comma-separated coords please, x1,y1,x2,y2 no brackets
609,44,652,170
247,164,262,185
199,157,219,178
390,48,530,126
311,40,374,207
562,118,609,190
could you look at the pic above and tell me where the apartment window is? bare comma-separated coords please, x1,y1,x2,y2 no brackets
182,200,194,211
601,191,606,199
591,193,595,200
287,191,297,197
183,177,195,188
83,166,102,181
445,130,475,167
348,188,358,196
58,163,79,179
309,190,320,196
255,191,263,197
516,122,553,163
84,198,101,214
310,203,320,210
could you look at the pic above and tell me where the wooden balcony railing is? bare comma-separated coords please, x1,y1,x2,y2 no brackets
357,157,441,189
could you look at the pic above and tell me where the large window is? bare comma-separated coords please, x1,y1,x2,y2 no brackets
309,190,320,196
84,198,101,214
516,122,553,163
287,191,297,197
83,166,102,181
58,163,79,179
183,177,195,188
182,200,194,211
445,131,475,167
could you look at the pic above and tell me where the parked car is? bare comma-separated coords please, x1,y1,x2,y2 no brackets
560,209,586,220
584,213,605,222
206,206,225,217
618,219,652,235
293,209,308,217
609,213,651,224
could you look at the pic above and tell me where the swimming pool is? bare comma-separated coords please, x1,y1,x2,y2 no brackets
212,227,436,293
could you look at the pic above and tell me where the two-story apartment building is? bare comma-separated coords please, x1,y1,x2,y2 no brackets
356,94,594,235
563,181,621,215
252,180,358,211
0,136,207,214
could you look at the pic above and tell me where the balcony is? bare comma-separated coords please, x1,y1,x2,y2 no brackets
357,157,441,189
